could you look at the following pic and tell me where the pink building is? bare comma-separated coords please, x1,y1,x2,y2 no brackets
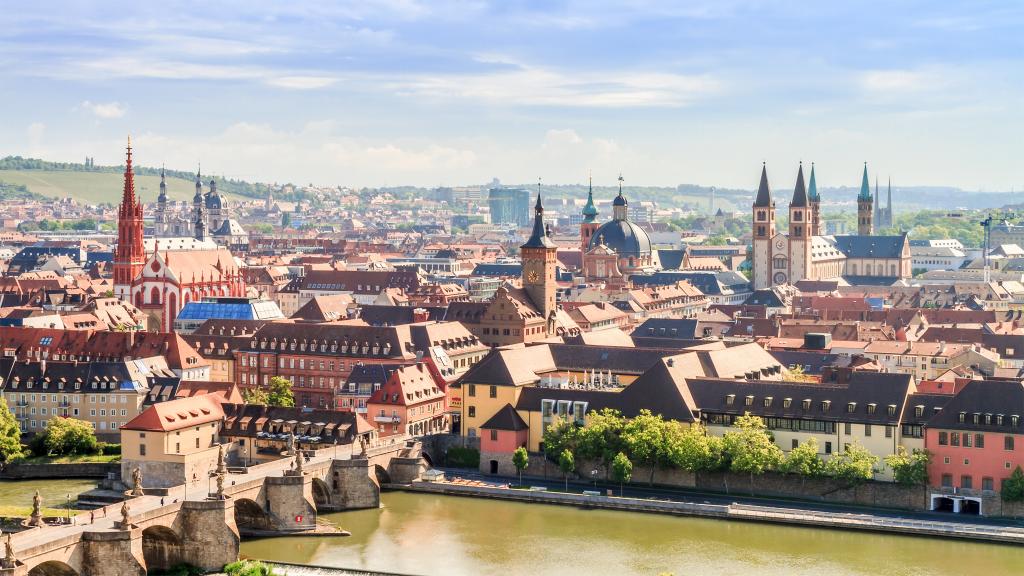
925,380,1024,514
367,363,448,437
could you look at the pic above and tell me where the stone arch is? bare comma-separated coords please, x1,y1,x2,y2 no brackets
28,561,79,576
141,525,184,573
420,451,434,467
373,464,392,485
234,498,273,532
311,477,331,507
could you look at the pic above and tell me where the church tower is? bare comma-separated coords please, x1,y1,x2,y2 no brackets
808,162,822,236
788,163,811,283
580,174,600,252
751,163,775,289
521,192,558,331
857,163,873,236
113,137,146,301
154,166,168,236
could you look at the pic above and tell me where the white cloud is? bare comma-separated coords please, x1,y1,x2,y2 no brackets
265,76,338,90
860,69,938,93
79,100,126,119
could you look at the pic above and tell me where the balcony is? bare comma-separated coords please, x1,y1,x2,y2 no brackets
373,415,401,424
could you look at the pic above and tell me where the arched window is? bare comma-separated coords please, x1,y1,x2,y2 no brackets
150,286,161,305
133,291,143,308
168,292,178,316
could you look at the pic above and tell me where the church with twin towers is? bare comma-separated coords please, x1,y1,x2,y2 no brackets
751,163,910,289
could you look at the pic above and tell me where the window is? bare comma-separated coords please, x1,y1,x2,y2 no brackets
864,424,871,437
140,444,146,456
941,473,952,487
195,437,200,449
983,477,994,491
964,434,972,448
490,429,498,442
468,406,476,418
844,422,852,435
824,441,832,454
976,434,984,449
745,395,754,406
489,386,497,399
468,384,476,397
1006,436,1015,451
791,439,799,450
885,426,893,438
938,431,948,445
726,394,735,405
943,456,950,464
961,475,973,490
951,432,960,446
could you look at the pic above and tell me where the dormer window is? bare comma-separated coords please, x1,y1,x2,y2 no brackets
867,403,877,415
985,414,992,425
821,400,831,412
887,405,896,417
915,405,924,418
973,413,980,424
783,398,792,408
745,395,754,406
764,397,773,408
726,394,735,406
1013,415,1020,427
959,412,966,423
802,399,812,410
847,402,856,413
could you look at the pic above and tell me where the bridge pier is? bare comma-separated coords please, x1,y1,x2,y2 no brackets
175,499,240,571
331,458,380,510
264,475,317,531
81,529,145,576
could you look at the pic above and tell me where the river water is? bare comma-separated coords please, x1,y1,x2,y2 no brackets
0,478,97,511
240,492,1024,576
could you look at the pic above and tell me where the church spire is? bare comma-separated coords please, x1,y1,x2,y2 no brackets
858,162,872,201
754,162,772,207
808,162,819,201
790,162,808,207
522,190,556,249
582,171,598,223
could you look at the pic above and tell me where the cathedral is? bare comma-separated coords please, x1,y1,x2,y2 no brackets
580,176,660,287
153,168,248,249
114,140,247,332
751,163,911,289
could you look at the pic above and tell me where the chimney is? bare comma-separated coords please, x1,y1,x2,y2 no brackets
412,308,429,323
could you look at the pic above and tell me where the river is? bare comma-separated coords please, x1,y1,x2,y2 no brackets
240,492,1024,576
0,478,97,512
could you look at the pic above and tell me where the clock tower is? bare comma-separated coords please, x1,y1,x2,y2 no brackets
521,193,558,328
751,163,775,290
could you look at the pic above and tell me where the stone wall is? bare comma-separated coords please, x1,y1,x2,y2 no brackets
0,462,118,479
388,457,427,484
331,459,380,510
482,453,698,490
695,471,928,510
420,433,480,467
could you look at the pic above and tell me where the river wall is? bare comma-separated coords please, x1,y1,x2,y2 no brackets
0,462,118,479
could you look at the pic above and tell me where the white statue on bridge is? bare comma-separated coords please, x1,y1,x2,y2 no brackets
120,500,131,529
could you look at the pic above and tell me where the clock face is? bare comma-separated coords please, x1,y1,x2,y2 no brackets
773,272,787,284
527,270,540,283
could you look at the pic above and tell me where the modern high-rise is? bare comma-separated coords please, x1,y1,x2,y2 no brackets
488,188,532,226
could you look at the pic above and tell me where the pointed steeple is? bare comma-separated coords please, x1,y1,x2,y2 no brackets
521,190,556,249
887,177,892,210
790,162,808,207
582,172,598,223
157,164,167,203
122,135,136,207
808,162,819,201
858,162,872,201
194,164,203,203
754,162,772,207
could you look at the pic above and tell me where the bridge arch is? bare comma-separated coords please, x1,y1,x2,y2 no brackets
141,525,184,573
28,561,79,576
234,497,273,532
373,464,392,485
420,451,434,467
312,477,331,507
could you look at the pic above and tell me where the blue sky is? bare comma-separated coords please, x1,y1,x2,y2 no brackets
1,1,1022,191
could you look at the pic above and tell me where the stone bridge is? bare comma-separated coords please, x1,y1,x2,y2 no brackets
5,438,428,576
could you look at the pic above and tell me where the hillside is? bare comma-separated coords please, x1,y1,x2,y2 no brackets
0,156,264,205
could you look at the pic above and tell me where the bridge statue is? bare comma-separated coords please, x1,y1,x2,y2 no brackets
216,444,228,476
120,500,131,530
287,431,296,455
28,490,43,527
215,469,225,499
131,466,145,496
2,533,15,570
295,446,304,474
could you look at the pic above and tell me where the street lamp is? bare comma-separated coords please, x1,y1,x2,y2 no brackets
591,469,598,488
66,493,71,524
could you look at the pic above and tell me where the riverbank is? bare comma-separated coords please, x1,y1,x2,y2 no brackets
0,461,118,479
389,481,1024,545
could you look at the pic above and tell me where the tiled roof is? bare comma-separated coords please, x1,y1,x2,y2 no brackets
122,394,225,432
480,403,529,431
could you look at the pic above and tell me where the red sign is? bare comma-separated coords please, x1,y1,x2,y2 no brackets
295,515,303,523
450,396,462,409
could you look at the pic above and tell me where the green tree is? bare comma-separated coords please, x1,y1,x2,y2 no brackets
611,451,633,496
885,447,931,486
824,442,878,484
40,418,98,456
622,410,676,484
721,413,783,494
780,438,824,490
267,376,295,407
1002,466,1024,502
558,449,575,492
512,447,529,487
242,387,269,406
0,401,23,462
574,409,625,475
670,422,723,472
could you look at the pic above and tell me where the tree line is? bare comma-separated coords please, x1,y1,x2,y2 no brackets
541,409,931,492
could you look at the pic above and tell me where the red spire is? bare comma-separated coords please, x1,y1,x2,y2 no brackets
123,135,136,207
113,136,146,301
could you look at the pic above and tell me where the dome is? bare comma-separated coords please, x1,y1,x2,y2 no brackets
612,191,627,207
588,219,652,258
206,193,226,210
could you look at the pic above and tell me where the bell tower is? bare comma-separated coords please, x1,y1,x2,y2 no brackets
580,173,600,252
788,163,811,284
808,162,822,236
113,137,145,301
751,163,775,289
521,191,557,327
857,162,873,236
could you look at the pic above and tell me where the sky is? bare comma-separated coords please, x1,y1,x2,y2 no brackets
1,1,1022,192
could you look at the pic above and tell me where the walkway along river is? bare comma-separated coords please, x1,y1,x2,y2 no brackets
241,491,1024,576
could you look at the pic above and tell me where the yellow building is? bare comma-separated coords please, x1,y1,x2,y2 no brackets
120,394,227,490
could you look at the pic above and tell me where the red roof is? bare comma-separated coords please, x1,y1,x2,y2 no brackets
122,394,225,432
